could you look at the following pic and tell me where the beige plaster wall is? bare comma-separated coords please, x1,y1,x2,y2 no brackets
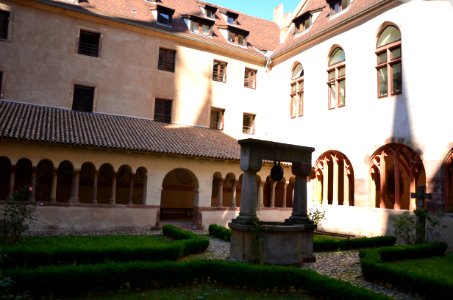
0,1,270,140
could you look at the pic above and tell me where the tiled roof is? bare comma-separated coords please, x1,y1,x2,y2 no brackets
274,0,394,56
0,100,241,161
41,0,280,58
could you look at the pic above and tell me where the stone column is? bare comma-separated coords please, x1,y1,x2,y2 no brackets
332,156,339,206
269,180,277,208
282,180,287,208
379,153,387,208
50,169,58,203
92,171,98,204
8,166,15,198
128,173,135,205
287,162,312,224
258,181,264,209
30,167,37,202
70,170,80,203
217,178,224,207
109,172,117,204
343,165,350,206
231,181,237,208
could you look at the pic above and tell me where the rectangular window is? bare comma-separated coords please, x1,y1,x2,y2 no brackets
154,98,172,123
78,30,101,57
244,68,257,89
72,84,95,112
242,113,255,135
212,60,227,82
205,6,217,18
157,10,172,26
158,48,176,72
210,108,224,130
0,10,9,40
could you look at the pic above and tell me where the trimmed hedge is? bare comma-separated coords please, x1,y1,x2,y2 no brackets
1,225,208,268
314,236,396,252
208,224,231,241
360,242,450,299
4,259,391,299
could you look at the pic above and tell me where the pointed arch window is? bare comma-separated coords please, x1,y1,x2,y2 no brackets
327,48,345,109
290,63,304,118
376,25,402,97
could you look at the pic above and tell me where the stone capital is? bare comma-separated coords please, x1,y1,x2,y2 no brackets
291,162,312,177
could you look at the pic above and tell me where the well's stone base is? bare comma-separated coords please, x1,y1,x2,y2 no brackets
229,221,316,266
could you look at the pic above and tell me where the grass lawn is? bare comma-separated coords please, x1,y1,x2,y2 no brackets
1,235,173,250
384,252,453,285
92,284,315,300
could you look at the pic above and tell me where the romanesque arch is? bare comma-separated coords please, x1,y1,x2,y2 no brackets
369,143,425,210
116,165,132,205
35,159,54,202
133,167,147,205
79,162,96,204
0,156,11,200
98,163,114,204
14,158,33,196
56,160,73,203
313,151,354,206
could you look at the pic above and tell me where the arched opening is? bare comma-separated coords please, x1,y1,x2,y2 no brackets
116,165,132,205
98,163,114,204
211,172,222,207
36,159,54,202
275,178,286,207
56,160,73,203
79,162,96,204
286,177,295,207
14,158,33,199
0,156,11,200
133,167,147,205
314,151,354,206
223,173,236,207
161,168,198,227
369,144,425,210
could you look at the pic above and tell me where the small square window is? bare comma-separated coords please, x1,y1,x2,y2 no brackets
0,10,10,40
227,12,238,25
242,113,255,135
210,108,224,130
244,68,257,89
205,6,217,19
78,30,101,57
157,7,173,26
154,98,172,123
212,60,227,82
72,84,95,112
158,48,176,72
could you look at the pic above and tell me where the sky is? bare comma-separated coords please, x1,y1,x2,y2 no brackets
206,0,302,21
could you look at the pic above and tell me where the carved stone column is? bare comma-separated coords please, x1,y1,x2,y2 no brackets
287,162,312,224
109,172,117,204
92,171,98,204
128,173,135,205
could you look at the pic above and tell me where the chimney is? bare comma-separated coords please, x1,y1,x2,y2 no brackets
273,4,284,28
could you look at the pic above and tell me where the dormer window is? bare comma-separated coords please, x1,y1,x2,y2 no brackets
226,12,238,25
227,26,248,46
328,0,350,16
205,5,217,19
186,15,214,36
157,5,174,26
293,13,312,33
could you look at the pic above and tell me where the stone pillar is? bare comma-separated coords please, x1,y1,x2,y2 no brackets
231,181,237,208
217,178,224,207
70,170,80,203
50,169,58,203
269,180,277,208
379,153,387,208
332,156,339,206
287,162,312,224
30,167,37,202
109,172,117,204
282,181,287,208
344,166,350,206
92,171,98,204
128,173,135,205
258,181,264,209
8,166,15,198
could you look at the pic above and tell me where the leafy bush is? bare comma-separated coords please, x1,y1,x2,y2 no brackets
208,224,231,241
4,259,391,299
314,236,396,252
0,186,36,244
308,206,326,227
378,242,447,262
162,224,209,256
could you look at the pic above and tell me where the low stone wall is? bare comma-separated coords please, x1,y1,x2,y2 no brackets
17,205,159,234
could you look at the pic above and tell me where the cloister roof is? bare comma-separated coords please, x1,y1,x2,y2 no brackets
0,100,241,161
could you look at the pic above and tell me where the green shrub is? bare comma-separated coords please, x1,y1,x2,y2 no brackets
314,236,396,252
162,224,209,256
208,224,231,241
360,242,450,299
4,260,391,299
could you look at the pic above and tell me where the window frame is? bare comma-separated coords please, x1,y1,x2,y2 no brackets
242,113,256,135
205,5,217,19
244,68,257,89
77,29,101,57
154,98,172,123
210,108,225,130
212,60,227,83
376,26,402,98
290,64,304,118
156,6,174,27
328,0,350,16
158,48,176,72
72,84,95,113
0,9,10,40
327,48,346,109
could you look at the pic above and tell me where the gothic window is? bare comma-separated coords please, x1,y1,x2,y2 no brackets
376,25,402,97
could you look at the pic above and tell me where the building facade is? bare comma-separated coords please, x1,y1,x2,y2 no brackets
0,0,452,246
